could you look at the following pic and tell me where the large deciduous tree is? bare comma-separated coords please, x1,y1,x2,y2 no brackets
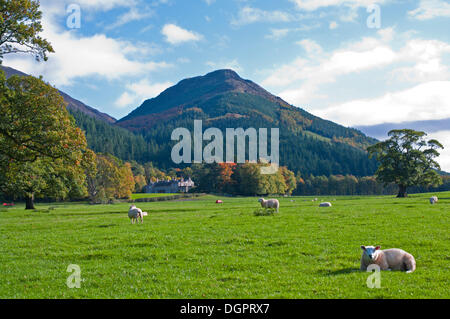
0,0,54,62
0,74,86,162
0,74,88,209
85,153,135,203
2,156,88,209
367,129,443,198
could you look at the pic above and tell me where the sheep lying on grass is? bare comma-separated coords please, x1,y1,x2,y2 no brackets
360,245,416,273
128,205,144,224
430,196,438,204
319,202,332,207
258,198,280,213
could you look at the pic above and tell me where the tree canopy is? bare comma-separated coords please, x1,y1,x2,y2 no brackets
367,129,444,197
0,74,88,208
0,0,54,62
0,73,86,163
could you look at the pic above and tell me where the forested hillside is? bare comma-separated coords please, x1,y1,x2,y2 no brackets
117,70,379,176
69,109,157,163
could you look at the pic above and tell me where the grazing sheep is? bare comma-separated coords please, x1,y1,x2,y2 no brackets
319,202,332,207
258,198,280,213
430,196,438,204
128,205,144,224
360,246,416,273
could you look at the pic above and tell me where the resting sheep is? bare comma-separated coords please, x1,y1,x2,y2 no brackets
430,196,438,204
128,205,144,224
319,202,332,207
258,198,280,213
360,245,416,273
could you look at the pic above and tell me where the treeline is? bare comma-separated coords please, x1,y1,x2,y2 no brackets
294,174,450,196
71,107,379,178
83,159,450,199
188,163,297,196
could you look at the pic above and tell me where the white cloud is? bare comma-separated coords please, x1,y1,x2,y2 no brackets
231,7,294,26
265,24,321,39
115,79,173,108
296,39,324,56
289,0,388,11
427,130,450,172
161,24,203,45
40,0,135,15
262,29,450,109
266,28,291,40
106,7,154,30
115,92,136,108
314,81,450,127
3,7,171,86
409,0,450,20
67,0,136,11
390,39,450,83
263,34,396,92
329,21,338,29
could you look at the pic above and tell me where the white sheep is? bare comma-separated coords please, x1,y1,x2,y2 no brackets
430,196,438,205
128,205,144,224
258,198,280,213
360,245,416,273
319,202,332,207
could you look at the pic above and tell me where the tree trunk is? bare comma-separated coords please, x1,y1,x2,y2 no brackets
25,193,35,210
397,185,408,198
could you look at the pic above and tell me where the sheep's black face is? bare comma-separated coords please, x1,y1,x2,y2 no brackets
361,246,379,260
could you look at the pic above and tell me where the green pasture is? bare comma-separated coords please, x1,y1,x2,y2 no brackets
0,192,448,299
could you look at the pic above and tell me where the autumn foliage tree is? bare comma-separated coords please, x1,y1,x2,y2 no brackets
0,74,88,208
85,153,135,203
190,162,296,196
0,73,87,162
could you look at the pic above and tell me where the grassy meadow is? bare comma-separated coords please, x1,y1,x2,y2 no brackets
0,192,448,299
131,193,177,200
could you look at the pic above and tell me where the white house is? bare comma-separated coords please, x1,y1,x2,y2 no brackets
145,178,195,194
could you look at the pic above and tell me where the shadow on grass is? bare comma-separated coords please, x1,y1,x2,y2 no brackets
63,211,125,217
97,224,117,228
318,268,359,276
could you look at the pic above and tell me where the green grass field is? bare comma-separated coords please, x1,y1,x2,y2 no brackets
130,193,177,200
0,192,448,299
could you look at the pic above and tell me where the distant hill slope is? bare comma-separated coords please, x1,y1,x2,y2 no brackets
1,65,156,162
117,69,379,176
1,65,116,124
356,118,450,140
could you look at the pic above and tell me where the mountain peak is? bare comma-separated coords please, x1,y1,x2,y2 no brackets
118,69,290,123
205,69,240,79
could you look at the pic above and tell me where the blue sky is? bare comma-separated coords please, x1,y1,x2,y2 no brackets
3,0,450,170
